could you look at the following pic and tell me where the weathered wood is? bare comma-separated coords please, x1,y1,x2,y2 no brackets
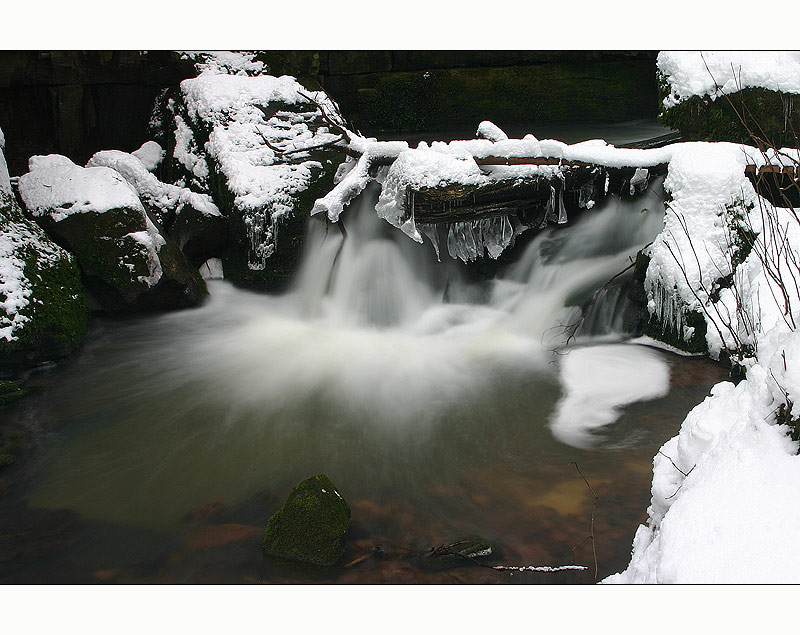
411,165,606,225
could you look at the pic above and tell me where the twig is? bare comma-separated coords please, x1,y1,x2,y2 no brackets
427,541,586,574
570,461,599,581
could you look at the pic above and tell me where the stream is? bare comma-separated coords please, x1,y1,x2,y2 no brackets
0,123,728,584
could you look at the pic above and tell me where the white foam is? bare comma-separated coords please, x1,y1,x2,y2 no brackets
550,344,671,448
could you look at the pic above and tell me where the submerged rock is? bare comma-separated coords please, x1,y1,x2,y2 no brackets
263,474,351,566
18,155,207,314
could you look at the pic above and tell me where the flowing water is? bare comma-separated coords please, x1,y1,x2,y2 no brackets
0,179,728,584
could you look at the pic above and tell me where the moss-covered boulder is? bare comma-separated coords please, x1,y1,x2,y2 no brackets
0,187,88,371
18,155,206,314
263,474,351,566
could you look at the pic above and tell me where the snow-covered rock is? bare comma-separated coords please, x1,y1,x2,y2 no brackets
658,51,800,108
86,149,225,262
18,155,206,313
163,71,346,289
0,133,87,369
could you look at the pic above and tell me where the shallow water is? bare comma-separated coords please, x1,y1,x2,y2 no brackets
0,176,728,584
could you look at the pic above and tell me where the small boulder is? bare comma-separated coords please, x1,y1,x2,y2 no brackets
263,474,351,566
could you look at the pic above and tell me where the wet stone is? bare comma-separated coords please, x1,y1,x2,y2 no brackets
262,474,351,566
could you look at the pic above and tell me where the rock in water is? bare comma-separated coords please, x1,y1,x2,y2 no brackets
263,474,351,566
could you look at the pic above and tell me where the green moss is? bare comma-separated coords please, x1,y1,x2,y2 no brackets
659,81,800,146
0,193,88,367
263,474,351,566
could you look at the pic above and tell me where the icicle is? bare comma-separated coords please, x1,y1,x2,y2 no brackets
472,218,486,259
447,223,458,261
629,168,649,195
462,221,477,261
545,185,558,224
556,187,568,224
419,223,441,262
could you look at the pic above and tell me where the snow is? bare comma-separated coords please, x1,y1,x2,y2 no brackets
476,120,509,142
605,351,800,583
131,140,165,172
606,139,800,583
550,344,671,448
86,149,220,224
19,158,145,222
126,214,167,287
376,147,486,242
179,72,344,269
173,114,209,184
178,51,266,77
658,51,800,107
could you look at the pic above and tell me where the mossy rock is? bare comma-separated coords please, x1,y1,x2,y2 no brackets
0,192,88,371
263,474,351,566
31,202,206,314
658,79,800,146
626,249,708,354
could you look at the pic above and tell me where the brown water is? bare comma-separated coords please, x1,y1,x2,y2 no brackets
0,342,726,584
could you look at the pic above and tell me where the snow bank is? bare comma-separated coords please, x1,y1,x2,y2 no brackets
606,340,800,583
550,344,670,448
86,149,220,224
607,140,800,583
658,51,800,107
19,156,144,222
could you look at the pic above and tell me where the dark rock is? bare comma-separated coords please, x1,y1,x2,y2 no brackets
169,203,227,265
263,474,351,566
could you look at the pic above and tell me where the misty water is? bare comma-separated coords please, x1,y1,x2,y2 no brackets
0,176,727,583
